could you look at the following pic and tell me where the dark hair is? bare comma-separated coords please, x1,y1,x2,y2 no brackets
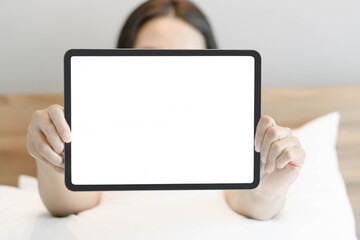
116,0,217,49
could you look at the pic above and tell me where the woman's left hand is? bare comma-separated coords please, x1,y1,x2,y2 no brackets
254,115,306,199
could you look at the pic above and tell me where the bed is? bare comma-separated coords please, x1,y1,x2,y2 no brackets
0,86,359,239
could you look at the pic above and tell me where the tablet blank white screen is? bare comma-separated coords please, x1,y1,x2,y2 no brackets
70,56,254,185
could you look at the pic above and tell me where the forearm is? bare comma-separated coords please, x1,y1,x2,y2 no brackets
36,159,101,217
224,189,287,220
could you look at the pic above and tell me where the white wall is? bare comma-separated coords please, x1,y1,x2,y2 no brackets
1,0,359,94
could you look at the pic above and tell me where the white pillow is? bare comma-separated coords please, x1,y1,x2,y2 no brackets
0,112,357,240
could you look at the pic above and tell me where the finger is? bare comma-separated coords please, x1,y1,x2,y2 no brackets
254,115,276,152
260,156,266,178
31,129,64,166
276,146,305,169
260,125,292,165
48,105,71,143
27,133,49,162
37,117,64,154
265,136,300,173
38,157,64,174
28,140,64,173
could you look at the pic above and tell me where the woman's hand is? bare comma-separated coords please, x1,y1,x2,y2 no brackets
27,104,101,217
26,104,71,173
224,115,305,220
254,115,306,199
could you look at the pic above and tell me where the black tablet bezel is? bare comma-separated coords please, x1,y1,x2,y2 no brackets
64,49,261,191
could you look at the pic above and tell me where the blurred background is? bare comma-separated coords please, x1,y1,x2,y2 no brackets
1,0,360,94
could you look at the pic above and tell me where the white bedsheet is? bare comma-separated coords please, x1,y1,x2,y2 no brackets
0,112,357,240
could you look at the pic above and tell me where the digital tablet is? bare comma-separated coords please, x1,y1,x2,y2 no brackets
64,49,261,191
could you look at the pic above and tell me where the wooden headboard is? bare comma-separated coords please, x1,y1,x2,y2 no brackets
0,86,359,236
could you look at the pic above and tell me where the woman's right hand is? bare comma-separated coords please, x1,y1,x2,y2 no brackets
26,104,71,173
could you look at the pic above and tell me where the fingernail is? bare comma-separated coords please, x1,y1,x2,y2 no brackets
64,131,71,142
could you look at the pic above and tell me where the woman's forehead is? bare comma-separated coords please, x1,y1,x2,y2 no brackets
134,17,206,49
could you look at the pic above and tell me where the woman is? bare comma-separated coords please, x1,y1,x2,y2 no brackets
26,0,305,220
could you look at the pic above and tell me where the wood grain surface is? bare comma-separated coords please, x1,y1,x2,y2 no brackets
0,86,359,237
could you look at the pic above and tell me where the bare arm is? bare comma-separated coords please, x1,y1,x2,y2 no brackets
225,115,305,220
35,158,101,217
27,104,101,217
224,189,286,220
